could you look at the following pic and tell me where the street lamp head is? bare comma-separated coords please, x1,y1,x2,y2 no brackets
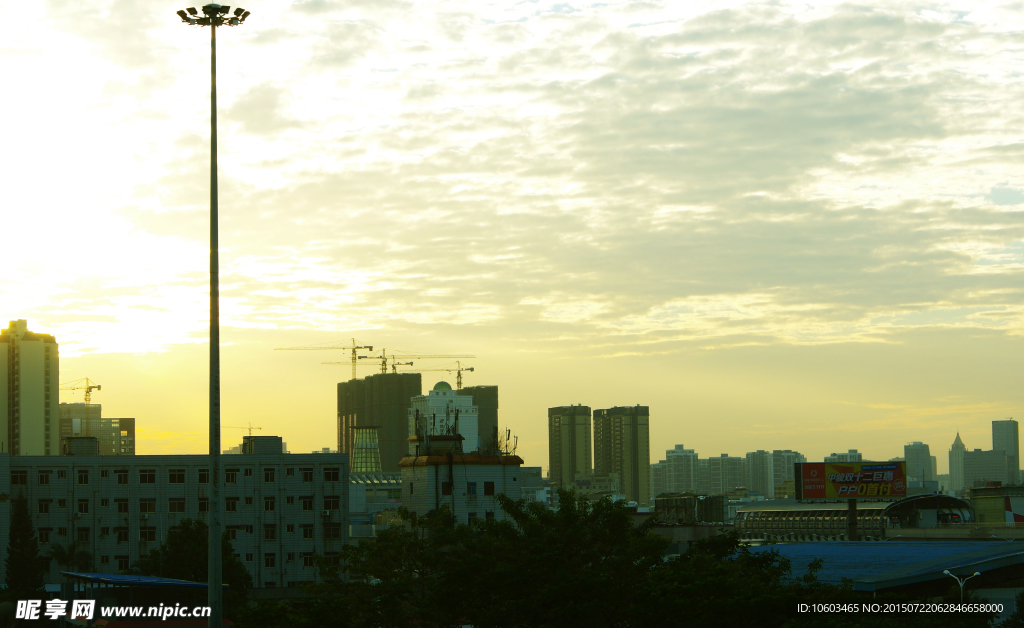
178,5,248,27
943,570,951,575
233,7,244,16
973,572,981,576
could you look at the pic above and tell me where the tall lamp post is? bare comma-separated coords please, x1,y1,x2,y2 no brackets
943,570,981,605
175,5,249,627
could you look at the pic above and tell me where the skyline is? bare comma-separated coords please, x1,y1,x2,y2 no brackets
2,0,1021,472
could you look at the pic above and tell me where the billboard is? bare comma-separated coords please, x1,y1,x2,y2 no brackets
796,462,906,500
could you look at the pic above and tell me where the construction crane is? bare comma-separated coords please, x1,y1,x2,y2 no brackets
224,423,262,437
397,361,475,389
60,378,102,404
275,338,374,380
324,349,475,375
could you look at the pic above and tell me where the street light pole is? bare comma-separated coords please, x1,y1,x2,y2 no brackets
943,570,981,605
176,5,250,627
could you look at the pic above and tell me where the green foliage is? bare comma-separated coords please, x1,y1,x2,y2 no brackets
4,492,46,602
136,519,251,616
48,540,93,573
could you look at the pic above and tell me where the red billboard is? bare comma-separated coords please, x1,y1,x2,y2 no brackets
797,462,906,500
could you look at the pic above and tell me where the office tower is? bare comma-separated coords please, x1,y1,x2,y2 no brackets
666,444,698,493
904,442,933,482
337,372,421,473
59,403,136,455
0,320,59,455
707,454,746,495
548,405,592,489
458,385,498,451
825,449,862,463
993,419,1019,484
963,448,1013,487
408,381,480,453
949,433,966,492
593,406,650,505
745,450,775,498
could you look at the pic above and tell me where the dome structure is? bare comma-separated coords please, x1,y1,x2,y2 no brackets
432,381,453,391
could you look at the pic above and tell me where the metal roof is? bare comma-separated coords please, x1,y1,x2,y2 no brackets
747,542,1024,591
60,573,229,589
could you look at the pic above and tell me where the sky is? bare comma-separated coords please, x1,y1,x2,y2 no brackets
1,0,1022,474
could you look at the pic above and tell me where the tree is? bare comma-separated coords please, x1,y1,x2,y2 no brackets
137,519,251,616
4,492,46,602
48,541,93,575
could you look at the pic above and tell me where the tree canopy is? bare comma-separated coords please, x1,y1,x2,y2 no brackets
4,492,46,603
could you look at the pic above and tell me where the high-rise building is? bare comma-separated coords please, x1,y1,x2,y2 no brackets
593,406,650,505
904,442,933,482
745,450,775,498
337,372,421,473
0,320,59,455
665,444,698,493
707,454,745,495
950,433,966,492
963,448,1013,488
825,449,862,463
650,459,667,500
458,385,498,451
993,419,1019,484
59,403,136,455
548,405,592,489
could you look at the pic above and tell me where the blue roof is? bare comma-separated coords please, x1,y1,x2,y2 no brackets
747,542,1024,591
60,572,229,589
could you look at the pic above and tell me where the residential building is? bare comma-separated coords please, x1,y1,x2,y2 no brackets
407,382,480,453
548,405,591,489
745,450,775,499
706,454,746,495
650,460,667,501
337,372,421,473
994,419,1020,484
0,450,348,589
0,320,59,455
593,406,650,505
457,385,498,452
905,442,933,482
666,445,698,494
60,403,136,456
825,449,863,463
771,450,805,496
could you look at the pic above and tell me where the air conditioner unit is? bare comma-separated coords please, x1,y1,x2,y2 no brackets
322,510,331,516
73,512,82,519
141,514,148,520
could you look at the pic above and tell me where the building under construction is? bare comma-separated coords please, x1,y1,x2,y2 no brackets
338,372,422,473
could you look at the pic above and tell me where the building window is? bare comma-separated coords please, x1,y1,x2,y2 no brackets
57,470,66,479
199,498,210,513
100,498,109,507
225,469,238,484
245,553,253,563
226,498,238,512
264,468,275,483
78,499,89,514
286,468,295,476
286,524,295,533
140,528,156,542
116,470,128,485
442,482,453,496
169,469,185,484
38,471,50,485
78,470,89,485
301,525,314,539
11,471,27,485
39,501,50,515
244,468,253,477
324,468,340,482
324,552,341,567
301,468,313,482
139,499,156,513
286,496,295,505
116,529,129,543
286,552,295,562
467,482,477,496
265,497,275,512
169,498,185,513
302,553,315,567
58,499,66,508
301,496,313,511
116,499,128,514
485,511,495,521
245,525,254,534
410,482,414,495
117,556,130,570
325,523,341,539
101,555,109,565
264,525,276,541
227,528,237,540
77,527,90,542
100,527,109,536
199,469,210,484
324,496,339,511
484,481,495,496
139,470,156,484
58,527,67,537
245,497,253,506
100,470,109,479
468,512,477,521
39,529,51,543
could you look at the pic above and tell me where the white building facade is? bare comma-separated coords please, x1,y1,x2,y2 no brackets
408,382,480,453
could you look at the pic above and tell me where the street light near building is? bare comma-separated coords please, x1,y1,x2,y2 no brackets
943,570,981,605
175,5,249,627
